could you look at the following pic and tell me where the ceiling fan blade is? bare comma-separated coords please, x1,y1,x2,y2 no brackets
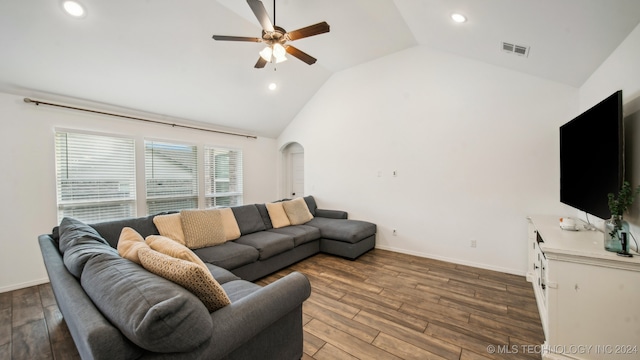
254,57,268,69
286,22,330,41
247,0,274,32
285,45,317,65
212,35,262,42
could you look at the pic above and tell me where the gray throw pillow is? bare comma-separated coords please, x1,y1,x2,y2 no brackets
255,203,273,230
231,205,266,235
58,217,110,255
303,196,318,216
63,243,118,278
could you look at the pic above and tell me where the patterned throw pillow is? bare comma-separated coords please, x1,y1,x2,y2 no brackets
138,247,231,312
180,209,226,249
117,227,150,265
282,197,314,225
153,213,186,245
145,235,208,270
265,202,291,229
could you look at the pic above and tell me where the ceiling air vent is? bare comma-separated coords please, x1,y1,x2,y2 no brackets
501,42,530,57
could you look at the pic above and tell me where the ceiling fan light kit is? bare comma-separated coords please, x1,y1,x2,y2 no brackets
260,43,287,63
212,0,330,69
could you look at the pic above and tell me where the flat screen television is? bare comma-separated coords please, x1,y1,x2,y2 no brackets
560,90,623,219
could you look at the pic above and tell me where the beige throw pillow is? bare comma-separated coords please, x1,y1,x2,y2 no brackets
117,227,150,265
153,213,186,245
266,202,291,229
180,209,226,249
138,247,231,312
219,208,241,241
145,235,208,270
282,197,314,225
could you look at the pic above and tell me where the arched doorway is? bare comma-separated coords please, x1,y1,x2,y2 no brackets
282,142,304,198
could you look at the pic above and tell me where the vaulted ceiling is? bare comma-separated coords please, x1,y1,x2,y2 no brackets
1,0,639,138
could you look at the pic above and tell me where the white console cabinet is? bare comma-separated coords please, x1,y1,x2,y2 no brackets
527,216,640,360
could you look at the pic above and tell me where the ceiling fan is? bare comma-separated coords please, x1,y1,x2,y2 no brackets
212,0,330,68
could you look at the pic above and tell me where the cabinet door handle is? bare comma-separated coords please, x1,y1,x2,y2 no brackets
534,264,539,269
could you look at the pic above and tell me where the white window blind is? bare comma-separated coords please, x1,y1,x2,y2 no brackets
145,140,198,214
55,131,136,223
204,147,243,207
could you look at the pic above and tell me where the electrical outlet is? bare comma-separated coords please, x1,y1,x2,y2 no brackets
471,240,477,248
393,229,397,236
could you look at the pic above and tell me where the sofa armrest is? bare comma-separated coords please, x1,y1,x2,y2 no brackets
315,209,348,219
38,235,142,360
207,272,311,358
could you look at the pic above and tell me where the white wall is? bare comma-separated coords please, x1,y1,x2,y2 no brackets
279,45,578,275
0,92,278,292
578,23,640,241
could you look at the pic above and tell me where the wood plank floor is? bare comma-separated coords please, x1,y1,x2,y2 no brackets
2,249,543,359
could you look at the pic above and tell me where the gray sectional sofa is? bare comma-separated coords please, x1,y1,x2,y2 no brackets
38,196,376,359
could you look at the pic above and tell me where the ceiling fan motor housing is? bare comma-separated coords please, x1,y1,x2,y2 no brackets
262,26,288,46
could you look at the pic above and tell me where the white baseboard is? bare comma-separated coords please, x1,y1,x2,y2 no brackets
0,277,49,294
374,245,526,276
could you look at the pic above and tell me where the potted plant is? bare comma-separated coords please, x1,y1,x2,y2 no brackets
605,181,640,252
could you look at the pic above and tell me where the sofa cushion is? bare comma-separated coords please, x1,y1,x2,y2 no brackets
138,248,231,312
181,209,226,249
268,225,321,247
145,235,208,270
117,227,150,265
282,198,314,225
61,226,119,279
59,217,110,255
205,263,241,284
81,252,213,353
303,196,318,216
153,213,186,245
220,208,241,240
63,242,119,279
91,214,160,248
221,280,262,303
266,202,291,229
59,217,122,278
305,217,377,244
193,241,259,270
231,204,266,235
235,231,295,260
255,203,273,230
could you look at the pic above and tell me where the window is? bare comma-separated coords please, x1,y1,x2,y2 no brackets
204,147,243,207
145,141,198,214
55,131,136,223
54,131,244,222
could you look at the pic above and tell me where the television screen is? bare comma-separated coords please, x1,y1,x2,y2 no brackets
560,90,623,219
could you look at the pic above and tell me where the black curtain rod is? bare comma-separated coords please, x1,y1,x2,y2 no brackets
23,97,258,139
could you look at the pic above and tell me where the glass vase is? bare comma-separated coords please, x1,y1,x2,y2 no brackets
603,215,629,252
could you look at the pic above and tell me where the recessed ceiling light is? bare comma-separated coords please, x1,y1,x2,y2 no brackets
268,83,277,91
62,1,86,18
451,13,467,23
